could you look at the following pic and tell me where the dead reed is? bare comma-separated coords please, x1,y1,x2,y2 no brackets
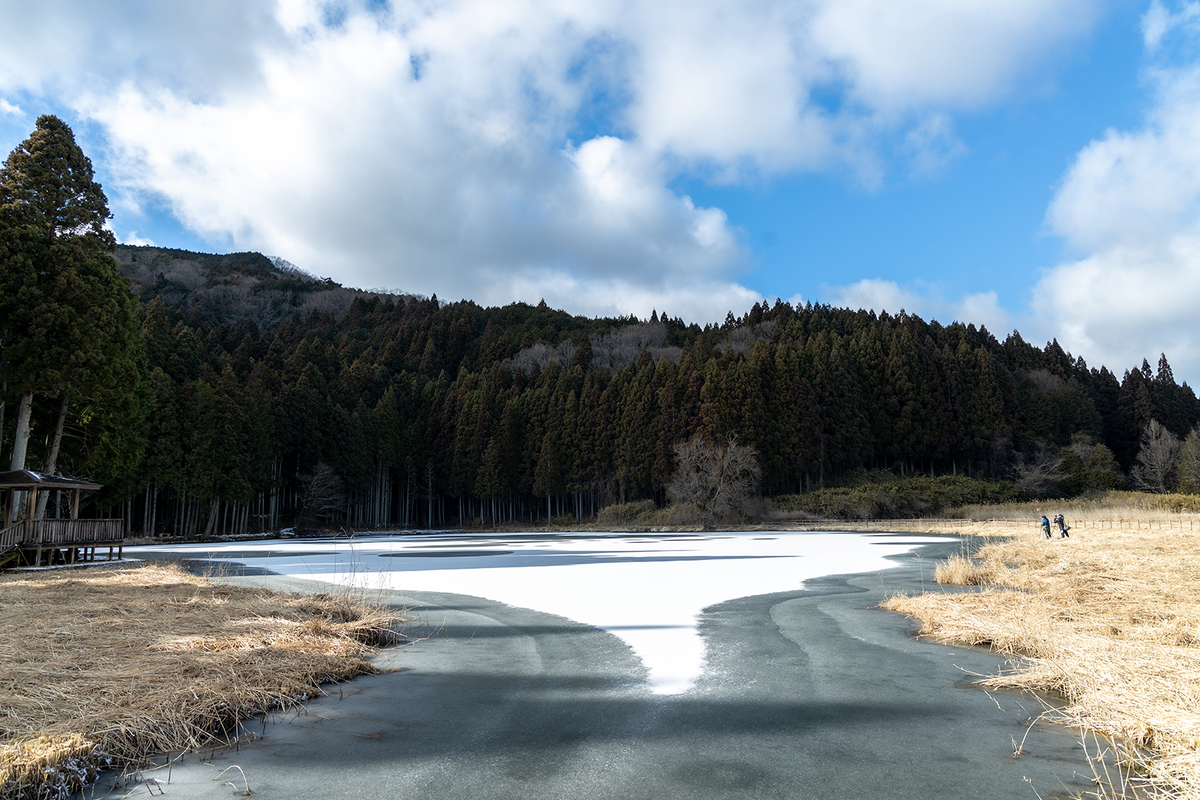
0,561,404,800
882,511,1200,798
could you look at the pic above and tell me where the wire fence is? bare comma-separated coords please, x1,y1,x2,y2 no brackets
809,517,1200,533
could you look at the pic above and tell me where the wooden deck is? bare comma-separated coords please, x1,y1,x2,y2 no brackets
0,519,124,568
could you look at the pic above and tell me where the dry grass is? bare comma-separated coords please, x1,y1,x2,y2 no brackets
882,509,1200,798
0,561,404,800
948,490,1200,520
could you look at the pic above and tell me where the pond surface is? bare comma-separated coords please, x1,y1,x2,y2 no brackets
129,530,945,694
109,531,1109,800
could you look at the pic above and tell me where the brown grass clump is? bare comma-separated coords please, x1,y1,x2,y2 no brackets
0,562,404,800
882,513,1200,798
933,552,1007,585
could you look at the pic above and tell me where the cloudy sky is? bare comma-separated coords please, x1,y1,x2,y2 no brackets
2,0,1200,383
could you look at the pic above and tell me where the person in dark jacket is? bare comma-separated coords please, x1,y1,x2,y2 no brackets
1040,515,1051,539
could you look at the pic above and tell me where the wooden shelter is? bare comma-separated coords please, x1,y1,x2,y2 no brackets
0,470,123,568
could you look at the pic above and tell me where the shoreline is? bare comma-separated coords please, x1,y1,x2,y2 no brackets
884,518,1200,798
84,536,1103,800
126,529,954,696
0,563,402,800
9,516,1190,797
118,508,1199,548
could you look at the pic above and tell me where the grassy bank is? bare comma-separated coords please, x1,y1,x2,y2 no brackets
0,562,404,800
773,475,1021,520
946,489,1200,519
882,507,1200,798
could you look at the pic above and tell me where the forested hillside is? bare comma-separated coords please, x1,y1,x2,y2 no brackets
19,242,1193,536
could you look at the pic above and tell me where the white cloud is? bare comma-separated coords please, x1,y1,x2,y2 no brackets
822,279,1014,334
809,0,1097,111
824,278,922,315
0,1,284,98
0,0,1103,322
1142,0,1200,51
1143,1,1173,49
0,98,20,116
1032,239,1200,376
904,113,968,177
1047,66,1200,253
119,230,156,247
1041,13,1200,383
623,1,834,174
492,268,761,324
103,220,155,247
623,0,1097,177
953,291,1014,336
85,19,743,316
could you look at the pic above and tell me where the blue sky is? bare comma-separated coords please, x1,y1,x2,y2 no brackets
678,0,1150,318
3,0,1200,384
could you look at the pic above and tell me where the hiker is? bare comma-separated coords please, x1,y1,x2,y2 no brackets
1040,515,1051,539
1055,513,1070,538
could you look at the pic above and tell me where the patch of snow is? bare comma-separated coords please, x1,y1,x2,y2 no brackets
127,531,946,694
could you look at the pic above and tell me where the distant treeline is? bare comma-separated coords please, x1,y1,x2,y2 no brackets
16,245,1200,535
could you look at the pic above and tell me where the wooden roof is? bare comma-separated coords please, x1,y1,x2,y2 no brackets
0,470,102,491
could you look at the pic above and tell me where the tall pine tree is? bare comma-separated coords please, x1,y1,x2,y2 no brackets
0,115,146,487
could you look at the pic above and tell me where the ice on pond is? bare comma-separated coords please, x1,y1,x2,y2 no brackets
128,530,948,694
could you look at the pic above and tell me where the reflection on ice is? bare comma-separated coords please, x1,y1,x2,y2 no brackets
128,531,947,694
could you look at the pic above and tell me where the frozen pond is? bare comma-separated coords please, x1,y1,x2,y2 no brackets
115,530,1103,800
130,530,947,694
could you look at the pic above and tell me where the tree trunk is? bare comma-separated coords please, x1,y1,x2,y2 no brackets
0,332,9,468
177,486,186,536
35,395,70,519
9,392,33,470
204,498,219,536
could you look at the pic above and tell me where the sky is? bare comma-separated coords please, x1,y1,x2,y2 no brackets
2,0,1200,383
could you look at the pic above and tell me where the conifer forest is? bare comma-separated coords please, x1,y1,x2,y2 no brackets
26,243,1200,535
3,117,1200,536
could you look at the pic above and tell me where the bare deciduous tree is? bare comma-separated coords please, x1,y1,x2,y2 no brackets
507,340,577,374
667,435,762,521
589,322,681,370
298,462,344,530
1133,419,1181,494
721,321,776,355
1027,369,1065,396
506,321,687,375
1178,428,1200,494
1014,442,1063,499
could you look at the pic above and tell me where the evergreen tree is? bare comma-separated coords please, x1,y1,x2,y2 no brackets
0,115,146,481
1057,434,1124,495
55,239,1200,530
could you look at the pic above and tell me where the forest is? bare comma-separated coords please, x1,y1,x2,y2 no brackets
16,241,1200,535
4,117,1200,536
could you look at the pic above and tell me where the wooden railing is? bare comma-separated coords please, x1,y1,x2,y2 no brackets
0,519,124,550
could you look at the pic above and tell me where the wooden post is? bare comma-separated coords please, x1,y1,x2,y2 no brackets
71,490,80,520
